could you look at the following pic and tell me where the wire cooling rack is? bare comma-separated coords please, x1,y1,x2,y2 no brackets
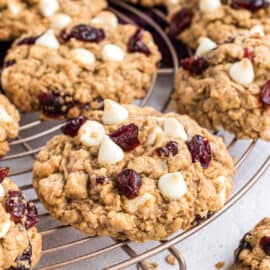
0,1,269,269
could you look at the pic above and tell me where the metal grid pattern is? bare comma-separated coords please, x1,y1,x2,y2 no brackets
0,1,269,269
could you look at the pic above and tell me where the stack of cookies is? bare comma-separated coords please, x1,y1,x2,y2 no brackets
0,0,269,269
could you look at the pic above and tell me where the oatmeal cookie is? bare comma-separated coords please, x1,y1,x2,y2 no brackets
0,167,41,269
173,34,270,140
0,0,107,41
32,100,234,242
233,218,270,270
167,0,270,49
1,12,161,119
0,94,20,157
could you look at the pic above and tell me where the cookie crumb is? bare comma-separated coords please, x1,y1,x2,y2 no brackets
165,254,177,265
137,260,159,270
215,261,225,269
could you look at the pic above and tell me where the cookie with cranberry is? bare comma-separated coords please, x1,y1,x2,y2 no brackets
0,167,41,269
1,12,161,119
32,100,234,242
167,0,270,49
173,34,270,140
0,0,107,41
0,94,20,158
233,218,270,270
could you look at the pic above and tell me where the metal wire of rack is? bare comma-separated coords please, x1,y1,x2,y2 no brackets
0,1,269,269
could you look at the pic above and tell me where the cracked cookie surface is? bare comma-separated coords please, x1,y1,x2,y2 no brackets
173,35,270,141
167,0,270,49
0,0,107,41
234,218,270,270
32,102,234,242
2,12,161,119
0,94,20,157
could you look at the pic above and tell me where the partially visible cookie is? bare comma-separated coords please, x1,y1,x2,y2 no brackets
2,12,161,119
173,34,270,141
0,94,20,157
234,218,270,270
167,0,270,49
0,0,107,41
0,167,42,269
32,100,234,242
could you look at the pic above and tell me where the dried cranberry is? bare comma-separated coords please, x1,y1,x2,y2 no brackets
231,0,269,10
96,176,106,184
169,8,193,36
193,211,214,225
110,124,140,152
17,36,38,46
244,48,254,61
260,236,270,255
25,201,39,230
155,141,179,157
61,116,87,137
235,233,252,261
261,80,270,105
4,59,16,68
127,28,151,56
0,167,9,183
60,24,105,43
181,56,208,75
38,92,74,117
5,190,26,223
188,135,212,168
10,244,32,270
116,169,142,199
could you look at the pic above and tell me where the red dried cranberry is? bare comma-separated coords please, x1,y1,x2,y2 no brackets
0,167,9,183
261,80,270,105
6,190,26,223
155,141,179,157
61,116,87,137
110,124,140,152
244,48,254,61
231,0,269,10
25,201,39,230
260,236,270,255
60,24,105,43
96,176,106,184
38,92,74,117
17,36,39,46
235,233,252,261
10,244,32,270
128,28,151,56
181,56,208,75
116,169,142,199
169,8,193,36
188,135,212,168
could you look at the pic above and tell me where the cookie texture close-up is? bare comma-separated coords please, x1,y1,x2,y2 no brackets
0,0,107,41
233,218,270,270
1,11,161,119
167,0,270,49
0,94,20,157
32,101,235,242
173,34,270,141
0,168,41,270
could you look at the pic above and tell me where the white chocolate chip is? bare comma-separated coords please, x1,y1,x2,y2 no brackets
147,126,163,145
91,11,118,29
199,0,221,12
98,135,124,164
249,25,265,37
0,184,5,199
229,59,254,85
8,1,21,16
78,120,105,147
0,106,12,123
50,13,71,29
0,219,11,239
218,176,227,205
35,29,60,49
195,37,217,56
126,193,154,213
102,99,128,125
71,48,95,68
158,172,187,200
168,0,180,4
39,0,59,17
163,118,188,141
102,44,125,62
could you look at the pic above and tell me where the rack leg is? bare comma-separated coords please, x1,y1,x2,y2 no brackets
168,246,187,270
